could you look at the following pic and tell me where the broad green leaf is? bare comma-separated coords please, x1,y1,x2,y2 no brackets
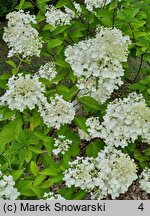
16,180,36,196
47,39,63,50
33,175,47,186
41,168,58,176
56,0,69,8
28,146,43,154
78,96,101,111
55,59,70,68
6,60,16,68
86,140,105,158
25,150,33,163
0,118,22,147
74,116,88,132
30,161,39,177
72,190,87,200
12,170,23,181
15,0,25,10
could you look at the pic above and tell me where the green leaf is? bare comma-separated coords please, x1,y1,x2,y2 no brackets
30,112,42,131
25,150,33,163
72,190,87,200
28,146,43,154
55,59,70,68
6,60,16,68
86,140,105,158
33,175,47,186
30,161,39,177
56,0,69,8
74,116,88,132
144,147,150,156
78,96,101,111
30,185,43,197
41,168,58,176
59,187,75,200
18,148,26,164
0,118,22,151
47,39,63,50
70,30,83,38
39,180,53,189
134,149,145,162
16,180,36,196
12,170,23,181
56,85,70,99
16,0,25,10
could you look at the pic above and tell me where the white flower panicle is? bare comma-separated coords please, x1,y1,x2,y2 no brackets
3,10,43,58
100,92,150,148
43,192,65,200
36,62,57,81
52,135,72,155
0,169,20,200
63,147,137,199
65,27,130,104
139,168,150,193
93,147,137,199
84,0,122,11
39,94,75,129
63,156,96,190
73,1,82,14
86,117,102,138
0,74,46,112
45,6,75,27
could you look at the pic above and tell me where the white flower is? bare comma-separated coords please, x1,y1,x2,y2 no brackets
63,156,96,190
65,27,130,104
139,168,150,193
39,94,75,129
84,0,122,11
0,167,20,200
0,73,46,112
63,146,137,199
73,2,82,14
3,10,43,58
52,135,72,155
36,62,57,81
100,92,150,147
43,192,65,200
45,6,75,27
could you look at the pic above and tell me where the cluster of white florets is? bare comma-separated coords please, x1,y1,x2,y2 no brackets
63,147,137,199
100,92,150,148
0,74,75,129
139,168,150,193
65,27,130,104
3,10,43,58
36,62,57,81
45,6,75,27
0,73,46,112
39,94,75,129
52,135,72,155
86,117,102,138
84,0,112,11
0,169,20,200
43,192,65,200
84,0,122,11
63,156,96,190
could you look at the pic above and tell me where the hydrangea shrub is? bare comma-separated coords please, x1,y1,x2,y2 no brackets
0,0,150,200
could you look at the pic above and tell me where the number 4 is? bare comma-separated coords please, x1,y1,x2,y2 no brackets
138,203,144,211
